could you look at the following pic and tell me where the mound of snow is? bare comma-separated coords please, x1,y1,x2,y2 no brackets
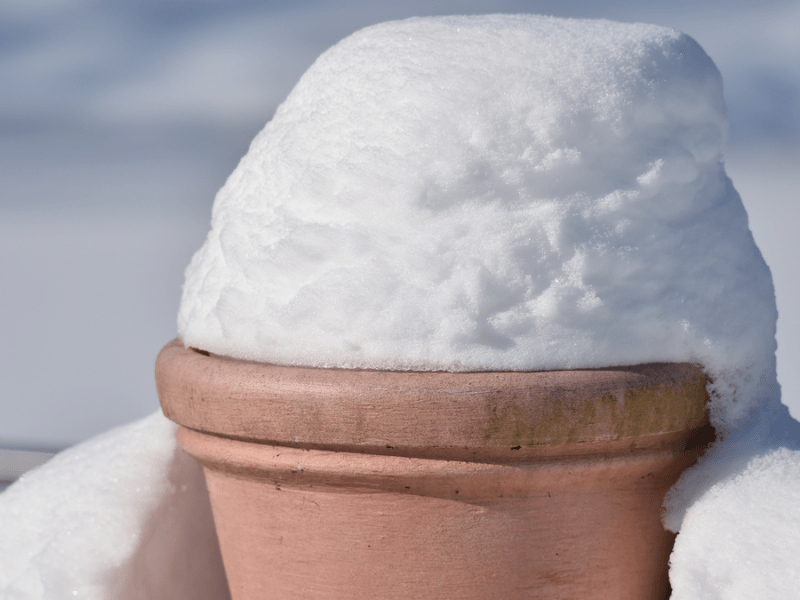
178,15,778,437
668,407,800,599
0,412,229,600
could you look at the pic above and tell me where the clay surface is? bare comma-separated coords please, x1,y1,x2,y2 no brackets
156,339,712,599
157,338,708,453
180,428,693,600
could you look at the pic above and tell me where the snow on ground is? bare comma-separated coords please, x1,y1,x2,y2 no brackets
666,411,800,598
0,413,228,599
2,8,800,600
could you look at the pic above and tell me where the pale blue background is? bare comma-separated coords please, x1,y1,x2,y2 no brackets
2,0,798,449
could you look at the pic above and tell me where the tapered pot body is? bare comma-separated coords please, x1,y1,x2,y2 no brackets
156,338,712,600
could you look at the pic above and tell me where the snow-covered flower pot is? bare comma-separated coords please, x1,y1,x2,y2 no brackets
156,338,712,599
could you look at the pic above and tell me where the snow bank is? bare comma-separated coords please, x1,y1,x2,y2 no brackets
667,406,800,599
0,412,229,600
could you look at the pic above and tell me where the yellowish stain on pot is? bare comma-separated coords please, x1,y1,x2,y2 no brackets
481,375,708,446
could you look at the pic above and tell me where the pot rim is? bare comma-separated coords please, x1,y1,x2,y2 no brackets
157,338,709,452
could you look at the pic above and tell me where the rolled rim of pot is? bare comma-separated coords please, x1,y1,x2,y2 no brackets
156,338,711,459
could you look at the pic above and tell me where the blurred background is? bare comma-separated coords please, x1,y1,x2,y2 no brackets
1,0,798,475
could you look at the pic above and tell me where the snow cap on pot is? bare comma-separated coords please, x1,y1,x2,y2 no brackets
178,14,778,439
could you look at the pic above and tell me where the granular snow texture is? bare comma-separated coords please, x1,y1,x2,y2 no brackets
178,15,778,438
667,408,800,599
0,412,229,600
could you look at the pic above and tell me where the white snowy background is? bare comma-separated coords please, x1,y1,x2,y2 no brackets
1,0,798,456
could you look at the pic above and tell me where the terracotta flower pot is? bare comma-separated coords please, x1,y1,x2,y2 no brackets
156,338,712,600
